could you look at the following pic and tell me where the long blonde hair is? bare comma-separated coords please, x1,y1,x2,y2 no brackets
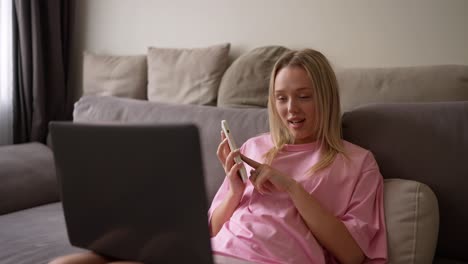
264,49,344,174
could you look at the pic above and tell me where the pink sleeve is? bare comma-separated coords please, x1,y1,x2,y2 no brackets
340,154,388,263
207,175,230,225
207,142,248,225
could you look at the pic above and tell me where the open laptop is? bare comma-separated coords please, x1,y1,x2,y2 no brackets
49,122,214,264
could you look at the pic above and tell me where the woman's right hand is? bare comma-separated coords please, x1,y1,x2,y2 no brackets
216,131,230,171
225,150,246,196
216,131,246,197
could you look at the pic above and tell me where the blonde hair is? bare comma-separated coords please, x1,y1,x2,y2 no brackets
264,49,344,174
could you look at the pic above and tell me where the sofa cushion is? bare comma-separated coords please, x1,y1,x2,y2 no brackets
83,52,147,99
384,179,439,264
0,143,59,215
342,101,468,261
147,43,230,106
337,65,468,112
217,46,290,108
0,203,84,263
73,96,269,202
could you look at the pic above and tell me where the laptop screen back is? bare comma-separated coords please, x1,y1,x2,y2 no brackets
50,122,213,264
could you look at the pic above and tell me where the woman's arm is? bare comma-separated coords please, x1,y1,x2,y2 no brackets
209,185,243,236
287,181,364,264
210,146,246,236
243,154,364,264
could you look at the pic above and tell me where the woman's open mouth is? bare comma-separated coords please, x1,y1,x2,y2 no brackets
288,118,305,129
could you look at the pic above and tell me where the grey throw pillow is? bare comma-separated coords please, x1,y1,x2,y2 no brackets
83,52,147,99
147,43,230,106
217,46,290,108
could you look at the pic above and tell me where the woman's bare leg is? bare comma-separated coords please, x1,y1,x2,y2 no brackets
48,252,108,264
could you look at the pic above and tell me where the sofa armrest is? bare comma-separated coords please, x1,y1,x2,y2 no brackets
0,142,59,215
384,178,439,264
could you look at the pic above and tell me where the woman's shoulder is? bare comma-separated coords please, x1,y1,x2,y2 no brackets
243,133,272,146
241,133,273,154
340,140,379,170
341,140,369,155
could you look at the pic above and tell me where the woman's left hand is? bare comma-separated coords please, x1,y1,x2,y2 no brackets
241,154,296,194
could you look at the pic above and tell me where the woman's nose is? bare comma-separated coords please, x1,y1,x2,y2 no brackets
288,99,299,113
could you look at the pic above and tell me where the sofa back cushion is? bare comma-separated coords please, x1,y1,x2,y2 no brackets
218,60,468,111
73,96,269,201
82,52,147,99
337,65,468,112
217,46,290,108
147,43,230,106
342,101,468,262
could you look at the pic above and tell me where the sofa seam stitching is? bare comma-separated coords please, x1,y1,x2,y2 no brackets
411,183,421,264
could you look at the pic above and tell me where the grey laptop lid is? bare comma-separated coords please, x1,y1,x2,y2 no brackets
49,122,213,264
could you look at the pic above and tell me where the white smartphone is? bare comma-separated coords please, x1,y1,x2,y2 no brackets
221,120,248,183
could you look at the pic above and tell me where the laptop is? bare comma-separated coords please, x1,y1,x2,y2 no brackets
49,122,214,264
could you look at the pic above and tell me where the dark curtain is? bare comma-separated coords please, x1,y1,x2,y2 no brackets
13,0,73,144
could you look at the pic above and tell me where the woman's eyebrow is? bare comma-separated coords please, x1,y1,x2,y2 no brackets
275,87,311,93
295,87,313,91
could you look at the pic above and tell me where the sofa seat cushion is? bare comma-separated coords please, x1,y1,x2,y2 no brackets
384,178,439,264
0,142,59,215
0,202,84,264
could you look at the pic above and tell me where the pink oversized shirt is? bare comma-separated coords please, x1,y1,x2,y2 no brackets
209,134,387,264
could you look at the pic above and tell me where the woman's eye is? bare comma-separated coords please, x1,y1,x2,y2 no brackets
299,95,311,99
276,96,287,101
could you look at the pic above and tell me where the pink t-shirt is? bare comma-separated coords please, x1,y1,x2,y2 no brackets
209,133,387,264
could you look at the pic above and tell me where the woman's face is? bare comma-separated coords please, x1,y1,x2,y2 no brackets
274,65,317,144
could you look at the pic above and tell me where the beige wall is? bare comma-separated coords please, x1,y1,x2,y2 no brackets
70,0,468,96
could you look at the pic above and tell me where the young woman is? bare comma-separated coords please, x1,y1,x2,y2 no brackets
49,49,387,264
210,49,387,263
